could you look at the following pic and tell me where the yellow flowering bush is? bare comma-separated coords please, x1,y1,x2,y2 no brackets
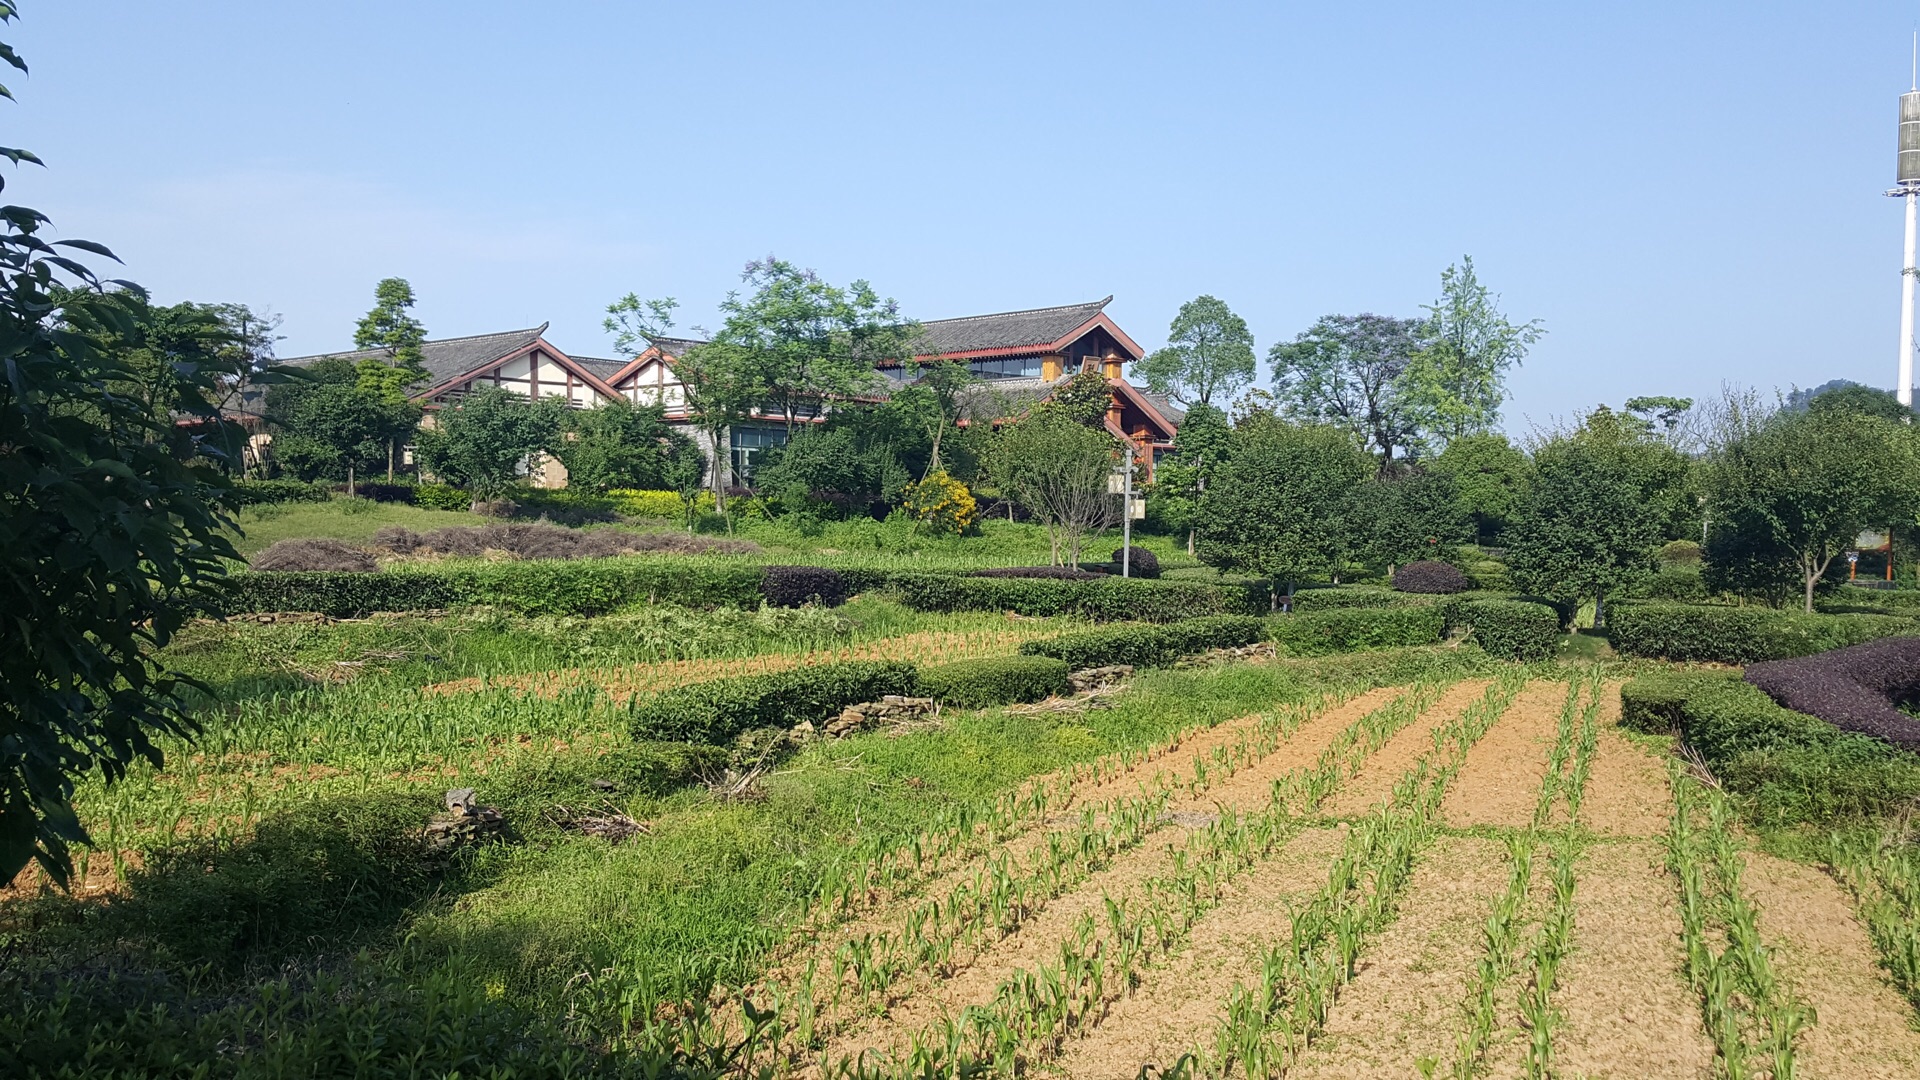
901,469,977,534
606,488,715,518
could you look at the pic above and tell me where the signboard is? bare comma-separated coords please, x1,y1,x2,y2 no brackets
1857,529,1892,551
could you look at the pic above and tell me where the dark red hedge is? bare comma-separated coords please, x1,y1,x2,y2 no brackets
1391,560,1472,595
759,565,849,608
1744,635,1920,751
1110,547,1162,579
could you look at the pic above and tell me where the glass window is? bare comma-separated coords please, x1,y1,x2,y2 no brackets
967,356,1042,379
728,425,788,483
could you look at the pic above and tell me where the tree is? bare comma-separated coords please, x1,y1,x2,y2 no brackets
1269,313,1425,473
2,8,252,885
661,438,709,532
351,278,428,480
413,387,563,502
707,257,916,435
1506,407,1689,623
888,359,977,474
1345,470,1472,577
1146,401,1232,556
1401,257,1544,445
1428,432,1530,542
270,381,398,492
1043,368,1116,427
993,411,1120,566
1804,382,1914,423
1194,419,1371,606
1134,295,1256,408
1701,406,1919,612
551,400,692,493
1623,395,1693,435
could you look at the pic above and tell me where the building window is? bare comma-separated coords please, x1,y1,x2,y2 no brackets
728,424,788,483
967,356,1042,379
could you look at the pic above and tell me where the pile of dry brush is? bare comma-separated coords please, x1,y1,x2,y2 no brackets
248,523,760,572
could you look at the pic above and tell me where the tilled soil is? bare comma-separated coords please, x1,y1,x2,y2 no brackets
1741,851,1920,1079
1440,681,1568,829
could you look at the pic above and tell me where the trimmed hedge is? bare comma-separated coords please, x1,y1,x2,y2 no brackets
630,661,917,745
415,483,472,511
234,479,331,505
1620,669,1920,824
1391,560,1471,594
1019,615,1267,670
1450,598,1560,662
966,566,1109,581
889,573,1263,622
1269,605,1446,657
1288,585,1407,612
1744,636,1920,751
760,566,849,608
1111,547,1161,579
1608,602,1919,664
220,561,767,617
915,656,1071,707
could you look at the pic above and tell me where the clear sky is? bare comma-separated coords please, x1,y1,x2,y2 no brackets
7,2,1917,428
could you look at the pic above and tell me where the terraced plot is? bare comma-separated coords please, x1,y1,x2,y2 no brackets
697,676,1920,1078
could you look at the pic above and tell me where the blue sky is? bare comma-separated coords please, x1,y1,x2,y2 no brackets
7,2,1916,428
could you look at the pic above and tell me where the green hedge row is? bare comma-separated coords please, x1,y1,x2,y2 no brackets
1447,598,1561,662
1608,602,1919,664
1270,605,1446,657
915,656,1071,708
1288,585,1408,612
221,561,766,617
1620,670,1920,824
234,479,333,505
631,661,918,744
887,572,1264,622
1018,616,1267,670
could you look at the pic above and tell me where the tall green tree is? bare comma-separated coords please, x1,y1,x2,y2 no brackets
551,400,693,493
1344,470,1472,576
1,7,252,885
888,359,978,474
1134,295,1257,408
1194,419,1371,606
1269,313,1425,473
1506,407,1689,623
270,381,400,492
1043,368,1118,428
351,278,428,480
707,257,917,435
413,387,563,502
1702,406,1920,612
993,411,1120,566
1146,401,1232,556
1428,432,1530,542
1401,257,1544,444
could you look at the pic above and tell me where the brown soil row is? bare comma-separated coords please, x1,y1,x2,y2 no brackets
1742,851,1920,1079
1440,681,1569,830
1320,680,1491,818
819,683,1455,1066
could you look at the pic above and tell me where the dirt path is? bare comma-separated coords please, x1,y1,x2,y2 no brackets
1743,851,1920,1079
1549,839,1716,1079
1441,681,1568,830
1322,680,1491,818
1046,826,1350,1078
1285,835,1516,1079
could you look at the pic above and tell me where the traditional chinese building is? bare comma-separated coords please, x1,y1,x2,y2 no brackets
253,298,1182,488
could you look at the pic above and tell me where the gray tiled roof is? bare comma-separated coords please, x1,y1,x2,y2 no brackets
912,298,1111,356
1138,390,1187,426
569,355,627,382
276,324,550,389
647,336,709,359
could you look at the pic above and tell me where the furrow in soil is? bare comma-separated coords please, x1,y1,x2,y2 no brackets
1441,681,1568,830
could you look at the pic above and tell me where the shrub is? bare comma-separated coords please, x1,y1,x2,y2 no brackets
629,661,918,744
1269,605,1446,657
1450,598,1559,661
1391,560,1472,594
414,483,472,511
889,573,1263,622
1289,585,1407,612
1111,546,1161,578
220,560,766,617
349,481,417,504
1644,563,1707,602
900,469,977,535
1019,615,1267,670
234,479,331,505
916,656,1070,707
606,488,716,518
967,566,1109,581
248,539,379,573
1619,669,1920,824
1608,602,1919,664
1659,538,1703,565
1463,559,1513,592
760,565,848,608
1744,636,1920,751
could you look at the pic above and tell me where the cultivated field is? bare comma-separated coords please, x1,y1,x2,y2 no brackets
690,674,1920,1078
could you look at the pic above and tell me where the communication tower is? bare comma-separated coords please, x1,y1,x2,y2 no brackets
1890,38,1920,407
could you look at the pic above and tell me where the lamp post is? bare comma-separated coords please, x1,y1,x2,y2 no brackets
1109,458,1135,577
